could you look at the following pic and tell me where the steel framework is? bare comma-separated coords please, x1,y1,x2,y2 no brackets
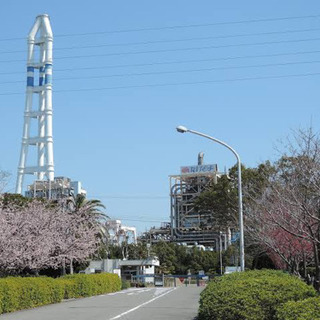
16,14,54,194
104,220,137,245
169,155,222,247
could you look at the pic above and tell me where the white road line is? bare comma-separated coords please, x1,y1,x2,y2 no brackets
108,288,176,320
108,292,123,296
127,288,153,296
108,288,153,297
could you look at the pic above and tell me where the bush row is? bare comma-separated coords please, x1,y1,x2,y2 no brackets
0,273,121,314
56,273,121,299
276,296,320,320
198,270,317,320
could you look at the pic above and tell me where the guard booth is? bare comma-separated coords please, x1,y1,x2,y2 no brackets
120,257,160,284
85,257,160,285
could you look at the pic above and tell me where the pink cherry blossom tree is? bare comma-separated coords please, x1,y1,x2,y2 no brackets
246,127,320,290
0,198,100,275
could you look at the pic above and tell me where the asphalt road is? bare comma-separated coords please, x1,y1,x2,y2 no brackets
0,286,204,320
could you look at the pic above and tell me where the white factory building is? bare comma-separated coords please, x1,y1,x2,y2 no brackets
25,176,86,199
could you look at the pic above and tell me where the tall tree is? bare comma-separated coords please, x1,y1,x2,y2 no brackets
72,194,107,220
0,198,100,275
194,162,273,230
246,128,320,290
194,174,238,230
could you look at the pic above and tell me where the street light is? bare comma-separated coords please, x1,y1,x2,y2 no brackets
219,231,223,275
176,125,245,271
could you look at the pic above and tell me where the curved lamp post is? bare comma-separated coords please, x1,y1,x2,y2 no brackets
176,125,245,271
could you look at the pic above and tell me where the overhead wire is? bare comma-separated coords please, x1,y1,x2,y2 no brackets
1,27,320,54
0,13,319,42
1,36,320,63
1,49,320,77
53,72,320,92
0,14,319,95
51,28,320,51
2,14,320,217
45,14,320,36
1,59,320,85
1,71,320,96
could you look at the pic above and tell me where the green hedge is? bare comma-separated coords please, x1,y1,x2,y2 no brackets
276,297,320,320
0,273,121,314
56,273,121,299
0,277,64,314
198,270,317,320
121,279,130,290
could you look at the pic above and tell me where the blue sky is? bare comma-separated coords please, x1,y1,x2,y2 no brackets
0,1,319,232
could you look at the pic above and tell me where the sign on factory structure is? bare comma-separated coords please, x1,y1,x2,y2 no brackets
180,164,217,175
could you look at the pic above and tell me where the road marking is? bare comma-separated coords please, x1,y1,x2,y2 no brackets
108,288,176,320
108,288,152,297
127,288,153,295
107,292,123,296
153,287,171,296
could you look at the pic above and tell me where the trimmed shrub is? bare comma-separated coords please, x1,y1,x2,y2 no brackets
276,297,320,320
57,273,121,298
121,280,130,290
198,270,316,320
55,278,78,299
0,277,64,314
0,273,121,314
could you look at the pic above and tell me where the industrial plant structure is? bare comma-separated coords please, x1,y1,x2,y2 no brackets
141,153,234,251
25,177,87,200
104,219,137,245
16,14,54,195
14,15,233,254
170,152,222,247
15,15,87,202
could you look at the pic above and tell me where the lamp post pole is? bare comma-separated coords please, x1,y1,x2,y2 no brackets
176,126,245,271
219,231,223,275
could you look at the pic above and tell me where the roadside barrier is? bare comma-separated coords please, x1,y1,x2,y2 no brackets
131,274,213,287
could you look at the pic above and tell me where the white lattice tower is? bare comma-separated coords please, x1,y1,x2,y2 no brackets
16,14,54,194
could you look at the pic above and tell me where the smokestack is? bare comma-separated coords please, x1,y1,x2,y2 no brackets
16,14,54,194
198,152,204,165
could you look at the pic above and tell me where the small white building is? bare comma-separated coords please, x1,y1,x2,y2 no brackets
85,257,160,284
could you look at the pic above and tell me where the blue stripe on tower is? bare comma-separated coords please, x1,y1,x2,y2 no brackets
27,77,34,87
27,66,34,72
39,77,44,86
39,66,45,73
45,75,52,85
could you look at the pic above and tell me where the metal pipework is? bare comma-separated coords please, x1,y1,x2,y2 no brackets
16,14,54,194
176,125,245,272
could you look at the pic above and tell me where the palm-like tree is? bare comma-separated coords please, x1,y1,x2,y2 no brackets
71,194,108,220
67,194,108,274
